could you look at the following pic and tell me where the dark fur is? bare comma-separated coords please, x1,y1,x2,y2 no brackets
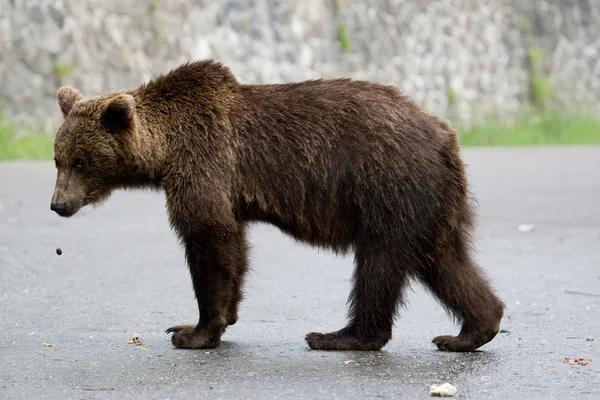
51,60,504,352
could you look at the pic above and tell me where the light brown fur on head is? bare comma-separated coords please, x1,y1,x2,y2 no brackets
56,86,84,117
51,87,165,217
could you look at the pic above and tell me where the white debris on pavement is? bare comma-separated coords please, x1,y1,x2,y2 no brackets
518,224,535,232
430,383,457,397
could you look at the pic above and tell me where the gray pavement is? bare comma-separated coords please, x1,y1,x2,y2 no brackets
0,146,599,399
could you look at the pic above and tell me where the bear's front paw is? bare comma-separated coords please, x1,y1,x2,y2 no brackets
165,324,222,349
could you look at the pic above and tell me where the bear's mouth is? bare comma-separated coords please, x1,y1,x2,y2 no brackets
52,202,83,218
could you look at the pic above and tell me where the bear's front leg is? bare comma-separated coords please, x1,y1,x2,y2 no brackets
166,222,240,349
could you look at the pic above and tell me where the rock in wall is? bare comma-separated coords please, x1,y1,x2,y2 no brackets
0,0,598,133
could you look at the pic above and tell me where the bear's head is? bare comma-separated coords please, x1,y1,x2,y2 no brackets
50,86,138,217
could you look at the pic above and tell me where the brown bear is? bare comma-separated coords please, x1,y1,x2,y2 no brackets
50,59,504,352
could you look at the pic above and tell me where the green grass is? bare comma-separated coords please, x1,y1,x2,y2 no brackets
458,111,600,146
337,22,350,53
1,111,600,161
0,117,54,160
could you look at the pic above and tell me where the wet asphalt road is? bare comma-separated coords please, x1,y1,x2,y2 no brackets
0,146,599,399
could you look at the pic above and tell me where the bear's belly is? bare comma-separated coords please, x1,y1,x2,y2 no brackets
238,196,357,254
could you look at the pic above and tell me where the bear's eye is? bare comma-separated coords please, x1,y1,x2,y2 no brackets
72,157,86,171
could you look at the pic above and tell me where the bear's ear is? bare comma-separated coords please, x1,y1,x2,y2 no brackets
57,86,84,117
100,94,136,133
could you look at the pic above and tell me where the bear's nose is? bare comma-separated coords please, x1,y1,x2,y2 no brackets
50,202,66,212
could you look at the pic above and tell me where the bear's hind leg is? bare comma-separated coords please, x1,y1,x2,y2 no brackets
305,231,408,351
422,236,504,352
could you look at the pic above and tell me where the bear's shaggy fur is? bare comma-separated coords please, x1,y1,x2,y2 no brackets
51,60,504,352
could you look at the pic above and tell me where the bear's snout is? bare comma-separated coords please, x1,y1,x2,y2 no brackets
50,168,87,217
50,186,82,217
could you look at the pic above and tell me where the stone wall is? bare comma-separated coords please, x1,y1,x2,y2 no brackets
1,0,599,133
